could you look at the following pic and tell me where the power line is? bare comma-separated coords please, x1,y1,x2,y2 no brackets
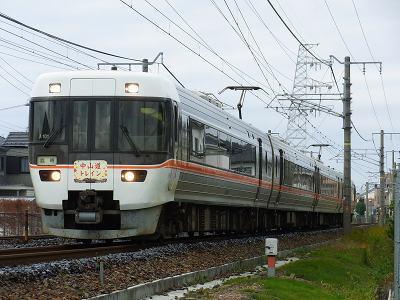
210,0,291,85
351,120,371,142
351,0,394,132
0,72,29,96
265,0,328,67
324,0,382,131
0,50,71,70
223,0,274,92
0,56,33,83
0,12,142,62
145,0,274,90
0,18,112,65
0,39,79,69
244,0,296,63
119,0,276,95
273,0,306,44
0,26,93,69
0,62,31,90
0,103,28,112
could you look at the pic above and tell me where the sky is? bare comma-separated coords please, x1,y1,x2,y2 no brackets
0,0,399,190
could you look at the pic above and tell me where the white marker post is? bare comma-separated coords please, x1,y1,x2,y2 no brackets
265,238,278,277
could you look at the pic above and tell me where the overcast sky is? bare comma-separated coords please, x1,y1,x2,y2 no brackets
0,0,399,189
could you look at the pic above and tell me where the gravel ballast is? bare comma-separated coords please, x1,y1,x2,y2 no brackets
0,229,342,299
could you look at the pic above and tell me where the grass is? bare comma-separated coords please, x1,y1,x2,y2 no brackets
184,226,393,299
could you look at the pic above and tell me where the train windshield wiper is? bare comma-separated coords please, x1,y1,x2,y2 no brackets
43,125,64,148
120,125,141,154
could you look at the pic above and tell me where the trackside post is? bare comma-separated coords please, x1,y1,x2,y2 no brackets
265,238,278,277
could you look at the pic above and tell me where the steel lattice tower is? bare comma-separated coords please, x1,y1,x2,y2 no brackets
285,44,331,150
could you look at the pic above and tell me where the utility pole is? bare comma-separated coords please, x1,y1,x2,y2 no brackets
330,55,382,234
394,166,399,299
392,150,396,210
379,130,385,225
342,56,352,234
366,182,369,223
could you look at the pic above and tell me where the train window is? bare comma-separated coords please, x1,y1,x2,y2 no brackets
218,132,231,170
94,101,112,151
189,119,205,160
32,100,66,143
230,138,255,176
118,100,169,152
204,126,218,167
72,101,89,151
242,142,256,176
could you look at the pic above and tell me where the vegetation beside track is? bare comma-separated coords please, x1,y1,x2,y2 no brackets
184,226,393,300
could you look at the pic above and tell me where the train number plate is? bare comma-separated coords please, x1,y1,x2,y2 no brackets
74,160,108,183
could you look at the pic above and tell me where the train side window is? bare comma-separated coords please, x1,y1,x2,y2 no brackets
204,126,218,167
242,142,256,176
230,138,255,176
218,132,231,170
189,119,205,161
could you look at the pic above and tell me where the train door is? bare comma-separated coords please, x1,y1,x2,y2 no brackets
255,138,263,201
276,149,284,205
312,167,320,210
68,79,115,193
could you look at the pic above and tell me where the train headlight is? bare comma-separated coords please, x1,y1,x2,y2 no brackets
121,170,147,182
39,170,61,182
123,171,135,182
49,83,61,93
125,83,139,94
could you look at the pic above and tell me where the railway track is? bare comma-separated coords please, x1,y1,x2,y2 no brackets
0,234,54,241
0,224,374,267
0,241,144,267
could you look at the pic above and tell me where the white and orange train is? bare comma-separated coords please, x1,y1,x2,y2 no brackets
29,70,355,240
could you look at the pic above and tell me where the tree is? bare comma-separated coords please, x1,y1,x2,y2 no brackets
355,198,366,217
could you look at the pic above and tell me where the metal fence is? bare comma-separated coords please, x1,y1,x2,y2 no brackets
0,211,42,236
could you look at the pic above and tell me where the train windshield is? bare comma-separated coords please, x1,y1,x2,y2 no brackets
31,100,66,143
118,100,170,153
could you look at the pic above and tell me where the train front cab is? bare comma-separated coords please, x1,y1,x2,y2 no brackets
29,72,180,239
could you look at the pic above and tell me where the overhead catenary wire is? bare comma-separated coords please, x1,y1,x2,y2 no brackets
222,0,274,93
0,39,80,70
143,0,273,91
0,72,30,96
0,12,142,62
119,0,277,95
0,50,72,70
0,56,33,84
323,0,383,131
244,0,296,63
0,18,116,67
265,0,328,67
350,0,394,133
264,0,341,94
0,62,31,90
0,103,28,112
0,26,94,70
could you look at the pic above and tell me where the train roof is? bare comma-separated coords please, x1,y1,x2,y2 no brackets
30,70,179,100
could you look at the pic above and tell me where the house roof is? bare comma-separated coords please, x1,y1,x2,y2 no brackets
2,132,29,147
